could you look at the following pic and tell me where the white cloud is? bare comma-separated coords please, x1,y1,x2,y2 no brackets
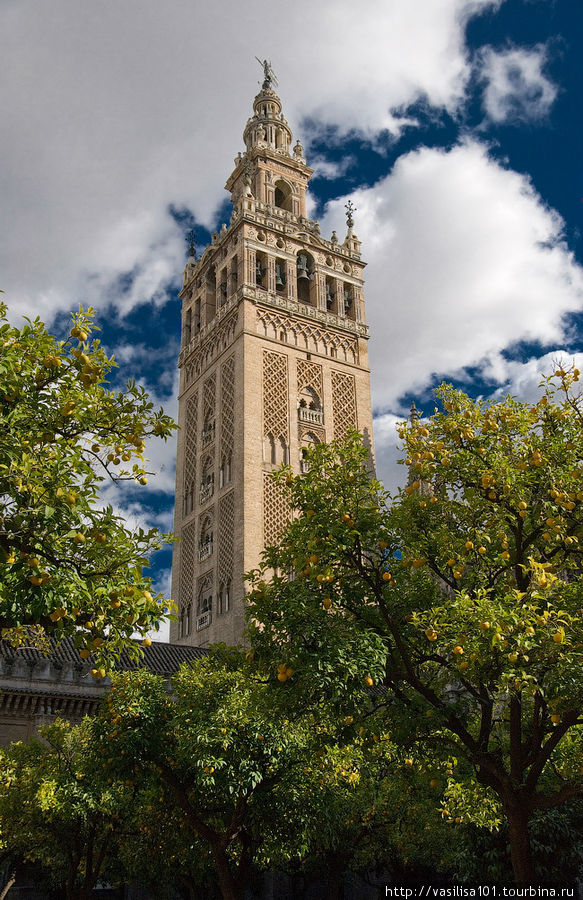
310,155,357,181
478,44,558,124
0,0,500,322
487,351,583,404
319,139,583,414
373,413,408,496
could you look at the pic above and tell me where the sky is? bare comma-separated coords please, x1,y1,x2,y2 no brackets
2,0,582,625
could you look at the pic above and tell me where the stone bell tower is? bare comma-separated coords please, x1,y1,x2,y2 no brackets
170,62,374,647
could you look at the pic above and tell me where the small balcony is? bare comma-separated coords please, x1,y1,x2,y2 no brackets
199,540,213,562
298,407,324,426
196,611,212,631
199,481,214,504
300,459,311,474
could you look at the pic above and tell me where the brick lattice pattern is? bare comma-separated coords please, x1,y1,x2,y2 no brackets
263,473,289,546
203,373,216,427
331,371,357,440
183,391,198,515
263,350,289,441
221,356,235,458
218,490,235,584
297,359,323,400
179,521,196,613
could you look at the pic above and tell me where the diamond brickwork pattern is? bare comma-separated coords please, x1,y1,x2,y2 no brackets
297,359,323,401
179,522,196,613
263,473,289,546
203,374,216,427
218,490,235,583
183,391,198,515
221,356,235,458
331,371,357,440
263,350,288,441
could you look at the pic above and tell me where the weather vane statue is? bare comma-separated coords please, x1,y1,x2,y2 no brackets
185,229,196,259
255,57,278,91
345,200,356,228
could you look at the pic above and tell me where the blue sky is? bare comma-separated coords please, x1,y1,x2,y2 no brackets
2,0,582,615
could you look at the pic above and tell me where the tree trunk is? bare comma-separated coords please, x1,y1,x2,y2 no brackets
211,845,241,900
0,871,16,900
506,801,534,886
326,869,343,900
326,852,345,900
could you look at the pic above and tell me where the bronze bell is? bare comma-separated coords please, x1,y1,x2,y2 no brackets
297,254,311,280
256,259,264,282
275,263,286,287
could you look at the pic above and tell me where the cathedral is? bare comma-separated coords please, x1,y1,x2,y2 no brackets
170,62,374,647
0,64,375,741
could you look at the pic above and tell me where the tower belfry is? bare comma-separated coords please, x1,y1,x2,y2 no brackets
171,68,374,646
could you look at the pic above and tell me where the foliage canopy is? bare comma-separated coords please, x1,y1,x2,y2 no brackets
0,303,175,668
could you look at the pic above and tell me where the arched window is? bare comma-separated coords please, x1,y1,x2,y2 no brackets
278,437,288,465
180,604,190,638
296,252,315,305
325,277,335,312
274,179,293,212
275,257,286,292
201,415,215,447
300,432,319,473
183,308,192,346
205,266,217,323
200,456,214,504
219,268,228,306
298,387,323,425
219,579,232,615
256,251,268,290
230,254,238,292
220,454,232,486
199,516,213,561
343,282,355,319
197,582,212,627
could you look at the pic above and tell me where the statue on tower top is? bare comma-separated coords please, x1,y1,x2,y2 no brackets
185,229,196,259
345,200,356,229
255,57,278,91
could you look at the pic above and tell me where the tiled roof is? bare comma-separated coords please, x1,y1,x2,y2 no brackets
0,637,207,676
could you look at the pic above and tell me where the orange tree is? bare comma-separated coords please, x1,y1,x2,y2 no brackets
246,366,583,886
95,659,453,899
0,717,133,900
0,302,175,668
92,652,333,900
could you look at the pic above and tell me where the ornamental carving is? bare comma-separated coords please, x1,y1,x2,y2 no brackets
263,350,289,442
256,307,358,363
331,371,357,440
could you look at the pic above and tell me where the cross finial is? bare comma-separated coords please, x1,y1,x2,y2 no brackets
345,200,356,228
255,57,278,90
185,229,196,259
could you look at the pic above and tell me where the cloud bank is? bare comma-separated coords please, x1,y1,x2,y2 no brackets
320,140,583,412
1,0,500,320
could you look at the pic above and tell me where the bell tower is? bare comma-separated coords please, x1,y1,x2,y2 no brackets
170,62,374,647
